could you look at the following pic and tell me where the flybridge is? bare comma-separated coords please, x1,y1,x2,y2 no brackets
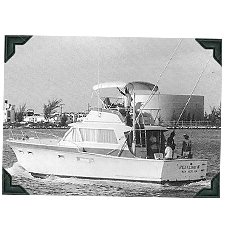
91,81,161,127
92,81,126,91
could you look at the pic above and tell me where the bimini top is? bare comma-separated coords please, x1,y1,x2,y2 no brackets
92,81,126,91
125,81,158,93
93,81,158,93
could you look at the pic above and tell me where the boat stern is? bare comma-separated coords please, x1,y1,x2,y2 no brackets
161,159,207,182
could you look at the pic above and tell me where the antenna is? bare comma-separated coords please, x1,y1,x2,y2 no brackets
97,37,100,114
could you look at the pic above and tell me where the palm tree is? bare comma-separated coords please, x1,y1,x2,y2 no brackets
43,99,62,122
217,103,221,120
217,103,221,126
15,103,27,122
209,106,217,125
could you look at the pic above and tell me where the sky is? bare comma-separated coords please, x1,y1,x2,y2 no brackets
4,36,222,114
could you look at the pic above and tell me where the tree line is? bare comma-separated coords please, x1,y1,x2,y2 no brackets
204,104,221,126
170,104,221,126
14,100,222,127
15,99,68,126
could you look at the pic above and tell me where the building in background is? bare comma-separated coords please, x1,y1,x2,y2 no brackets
3,100,15,123
135,94,204,123
23,108,46,123
23,114,46,123
24,109,34,117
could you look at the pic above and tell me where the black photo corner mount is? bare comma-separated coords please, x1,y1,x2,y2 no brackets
194,173,220,198
2,36,221,197
3,35,32,194
195,39,222,66
4,35,32,63
194,35,222,198
2,168,29,195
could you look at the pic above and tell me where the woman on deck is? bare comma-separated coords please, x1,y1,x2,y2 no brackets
164,143,173,160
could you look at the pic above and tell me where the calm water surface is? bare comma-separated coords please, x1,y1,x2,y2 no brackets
2,128,221,197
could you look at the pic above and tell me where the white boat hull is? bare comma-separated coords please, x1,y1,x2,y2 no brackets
8,139,207,182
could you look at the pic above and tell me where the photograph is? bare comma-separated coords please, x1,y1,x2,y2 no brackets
3,36,221,197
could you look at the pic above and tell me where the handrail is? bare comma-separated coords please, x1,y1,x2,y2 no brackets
117,138,129,157
106,149,119,155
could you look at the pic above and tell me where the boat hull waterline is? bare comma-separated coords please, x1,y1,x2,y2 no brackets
8,140,207,182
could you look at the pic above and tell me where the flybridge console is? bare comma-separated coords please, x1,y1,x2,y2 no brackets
83,108,125,124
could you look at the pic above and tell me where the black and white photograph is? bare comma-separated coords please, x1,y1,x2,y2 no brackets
3,36,221,197
1,2,224,225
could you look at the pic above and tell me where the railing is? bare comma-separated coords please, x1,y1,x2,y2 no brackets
162,120,221,128
8,128,62,142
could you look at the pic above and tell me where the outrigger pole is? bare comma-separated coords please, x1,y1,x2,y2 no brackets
135,39,184,125
168,54,214,161
174,54,213,129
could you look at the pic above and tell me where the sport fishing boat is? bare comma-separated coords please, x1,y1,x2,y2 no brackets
7,81,207,182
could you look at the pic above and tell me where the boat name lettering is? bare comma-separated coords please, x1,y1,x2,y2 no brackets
179,165,200,170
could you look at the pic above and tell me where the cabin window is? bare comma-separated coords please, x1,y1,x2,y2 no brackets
63,128,80,142
98,129,118,143
79,128,118,144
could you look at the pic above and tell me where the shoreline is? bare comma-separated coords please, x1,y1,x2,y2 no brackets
3,126,221,130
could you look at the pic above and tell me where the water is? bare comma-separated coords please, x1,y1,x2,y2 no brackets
2,128,220,197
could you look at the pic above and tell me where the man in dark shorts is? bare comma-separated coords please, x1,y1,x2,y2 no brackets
167,131,176,150
182,134,192,158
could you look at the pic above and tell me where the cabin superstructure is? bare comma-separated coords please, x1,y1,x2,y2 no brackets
59,108,133,158
59,81,167,160
58,107,167,159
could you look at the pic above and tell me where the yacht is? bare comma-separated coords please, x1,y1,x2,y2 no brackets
7,81,207,182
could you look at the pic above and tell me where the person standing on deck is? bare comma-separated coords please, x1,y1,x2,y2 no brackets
117,87,132,110
182,134,192,158
125,110,132,127
167,131,176,150
164,142,173,160
147,132,158,159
